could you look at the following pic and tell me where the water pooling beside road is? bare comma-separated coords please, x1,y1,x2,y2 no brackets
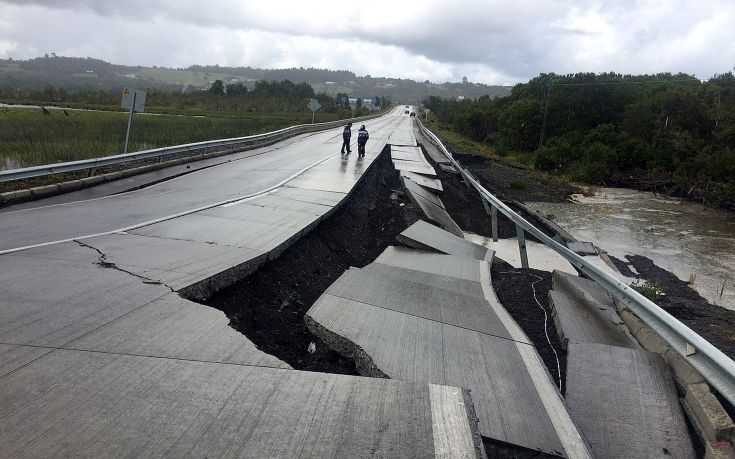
526,187,735,310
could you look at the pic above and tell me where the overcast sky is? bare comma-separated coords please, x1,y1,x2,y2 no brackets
0,0,733,85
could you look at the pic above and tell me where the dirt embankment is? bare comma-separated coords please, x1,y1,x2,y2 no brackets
204,149,424,374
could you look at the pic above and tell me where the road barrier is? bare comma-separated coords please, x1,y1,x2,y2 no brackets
417,117,735,406
0,113,384,183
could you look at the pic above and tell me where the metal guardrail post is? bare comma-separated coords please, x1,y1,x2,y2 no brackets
491,205,499,242
516,225,529,268
481,198,499,242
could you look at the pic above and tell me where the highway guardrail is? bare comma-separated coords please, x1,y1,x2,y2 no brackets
0,113,385,183
417,117,735,406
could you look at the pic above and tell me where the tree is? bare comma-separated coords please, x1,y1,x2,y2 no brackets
209,80,225,95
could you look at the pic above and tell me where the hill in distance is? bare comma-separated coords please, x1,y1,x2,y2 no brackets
0,56,511,103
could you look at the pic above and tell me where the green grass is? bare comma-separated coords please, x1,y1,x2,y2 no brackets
0,107,340,168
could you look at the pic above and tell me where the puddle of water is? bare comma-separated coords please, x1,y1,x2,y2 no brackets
528,187,735,310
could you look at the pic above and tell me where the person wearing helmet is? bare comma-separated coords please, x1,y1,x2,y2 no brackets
341,122,352,154
357,124,369,157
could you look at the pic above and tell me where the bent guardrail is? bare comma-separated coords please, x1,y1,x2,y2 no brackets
0,113,384,183
417,117,735,406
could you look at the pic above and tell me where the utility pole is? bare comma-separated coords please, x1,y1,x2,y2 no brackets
538,84,550,149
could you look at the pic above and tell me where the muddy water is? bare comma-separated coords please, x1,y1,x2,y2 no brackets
527,187,735,310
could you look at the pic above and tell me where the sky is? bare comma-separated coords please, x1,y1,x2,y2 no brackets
0,0,733,85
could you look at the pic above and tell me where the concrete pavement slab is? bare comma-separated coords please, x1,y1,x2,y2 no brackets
550,270,637,349
238,193,333,216
0,349,484,458
392,159,436,176
391,146,425,163
416,134,452,165
388,127,418,146
307,293,576,455
326,267,511,339
566,342,695,458
65,293,290,368
200,203,322,231
374,246,484,282
400,170,444,191
398,220,493,261
402,175,445,208
131,213,300,253
0,246,171,347
401,183,464,237
0,344,51,377
11,232,267,293
360,262,485,298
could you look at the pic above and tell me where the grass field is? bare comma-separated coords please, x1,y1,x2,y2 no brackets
0,108,341,169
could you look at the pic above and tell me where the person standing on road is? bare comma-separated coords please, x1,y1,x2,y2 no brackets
357,125,369,157
341,122,352,154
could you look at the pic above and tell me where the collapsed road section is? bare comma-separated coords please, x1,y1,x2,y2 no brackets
1,113,489,457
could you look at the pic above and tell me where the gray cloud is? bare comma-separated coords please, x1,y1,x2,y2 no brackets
1,0,733,84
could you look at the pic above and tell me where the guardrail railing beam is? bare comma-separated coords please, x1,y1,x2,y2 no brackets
0,112,385,184
416,117,735,406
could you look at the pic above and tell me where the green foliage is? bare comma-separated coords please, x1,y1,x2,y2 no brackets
630,280,666,301
0,108,341,168
425,71,735,207
509,180,527,190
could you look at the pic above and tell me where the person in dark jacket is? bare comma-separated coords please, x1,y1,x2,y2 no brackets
357,125,369,156
341,122,352,154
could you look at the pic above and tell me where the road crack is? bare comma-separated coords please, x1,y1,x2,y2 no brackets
74,239,175,292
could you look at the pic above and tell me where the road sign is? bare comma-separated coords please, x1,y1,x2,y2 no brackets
121,88,146,155
308,98,321,112
308,98,321,123
121,87,146,113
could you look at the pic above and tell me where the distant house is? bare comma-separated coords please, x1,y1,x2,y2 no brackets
457,96,465,100
325,81,336,85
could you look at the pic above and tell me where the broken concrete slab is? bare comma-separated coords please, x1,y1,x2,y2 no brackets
0,349,484,458
392,159,436,176
399,170,444,192
415,136,452,165
400,183,463,237
550,270,637,349
65,293,290,369
307,291,589,456
401,175,445,208
0,246,171,348
549,290,637,349
326,267,511,339
397,220,493,262
360,262,484,298
566,342,695,458
439,163,459,174
374,246,483,282
15,232,267,295
391,147,424,163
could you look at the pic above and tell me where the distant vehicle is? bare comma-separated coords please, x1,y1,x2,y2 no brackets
410,112,416,117
404,110,409,114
